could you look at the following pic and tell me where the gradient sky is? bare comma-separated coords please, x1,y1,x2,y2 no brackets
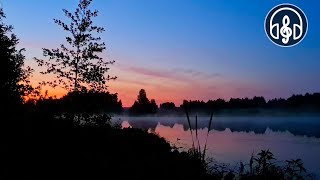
2,0,320,107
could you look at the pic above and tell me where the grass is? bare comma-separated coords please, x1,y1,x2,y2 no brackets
184,108,214,162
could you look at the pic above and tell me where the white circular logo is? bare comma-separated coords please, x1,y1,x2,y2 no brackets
265,4,308,47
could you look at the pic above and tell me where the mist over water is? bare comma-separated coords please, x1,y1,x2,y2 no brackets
113,115,320,176
114,115,320,137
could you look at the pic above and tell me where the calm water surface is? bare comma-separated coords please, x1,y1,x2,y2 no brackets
113,116,320,176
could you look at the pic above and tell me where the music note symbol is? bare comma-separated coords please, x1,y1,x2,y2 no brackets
280,15,293,44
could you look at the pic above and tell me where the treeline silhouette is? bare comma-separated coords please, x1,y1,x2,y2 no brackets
26,90,123,114
129,92,320,115
160,102,176,110
180,93,320,114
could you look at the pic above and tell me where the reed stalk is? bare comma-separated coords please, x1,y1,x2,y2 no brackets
202,112,213,161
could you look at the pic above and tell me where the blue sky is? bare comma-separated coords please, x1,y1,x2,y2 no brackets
2,0,320,106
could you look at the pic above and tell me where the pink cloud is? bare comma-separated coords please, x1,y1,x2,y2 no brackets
117,64,222,83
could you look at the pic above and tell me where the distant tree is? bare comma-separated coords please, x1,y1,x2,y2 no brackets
160,102,176,110
130,89,158,114
0,8,34,111
252,96,266,108
150,99,158,113
207,98,227,110
35,0,116,92
180,100,189,109
137,89,150,105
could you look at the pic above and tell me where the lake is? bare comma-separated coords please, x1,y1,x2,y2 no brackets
113,116,320,176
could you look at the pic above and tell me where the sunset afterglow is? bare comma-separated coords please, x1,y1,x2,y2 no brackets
3,0,320,107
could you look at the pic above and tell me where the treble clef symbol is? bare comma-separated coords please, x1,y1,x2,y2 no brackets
280,15,292,44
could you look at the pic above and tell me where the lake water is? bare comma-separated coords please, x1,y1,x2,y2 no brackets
113,116,320,176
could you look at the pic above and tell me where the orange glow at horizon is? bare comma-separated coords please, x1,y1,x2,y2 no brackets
28,63,269,108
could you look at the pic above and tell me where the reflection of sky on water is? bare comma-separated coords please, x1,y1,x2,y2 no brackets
117,116,320,176
115,116,320,137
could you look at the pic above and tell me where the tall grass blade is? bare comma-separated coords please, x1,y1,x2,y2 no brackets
202,112,213,161
195,115,201,157
185,108,195,149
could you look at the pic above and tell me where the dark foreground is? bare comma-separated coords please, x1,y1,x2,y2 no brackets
2,109,315,180
3,112,211,179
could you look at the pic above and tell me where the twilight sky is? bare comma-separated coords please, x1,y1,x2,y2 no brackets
2,0,320,107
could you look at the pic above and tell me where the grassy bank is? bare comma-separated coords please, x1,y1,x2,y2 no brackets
3,112,212,179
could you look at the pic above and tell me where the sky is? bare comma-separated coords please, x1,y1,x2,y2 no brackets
2,0,320,107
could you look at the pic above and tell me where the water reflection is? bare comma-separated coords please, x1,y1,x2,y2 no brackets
116,116,320,137
117,116,320,176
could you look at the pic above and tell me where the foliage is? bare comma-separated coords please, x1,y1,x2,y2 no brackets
61,90,122,113
234,150,315,180
35,0,116,92
129,89,158,114
195,148,314,180
67,113,112,127
160,102,176,110
0,8,34,111
181,93,320,114
25,90,123,114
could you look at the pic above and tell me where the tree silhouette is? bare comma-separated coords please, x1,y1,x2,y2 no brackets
35,0,116,92
160,102,176,110
61,91,123,113
137,89,150,105
0,7,33,111
130,89,158,114
150,99,158,113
